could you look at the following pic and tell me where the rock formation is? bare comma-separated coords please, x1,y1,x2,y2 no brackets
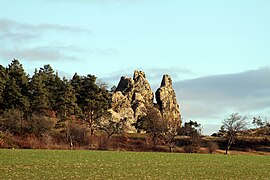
155,75,181,123
109,91,135,132
110,70,181,133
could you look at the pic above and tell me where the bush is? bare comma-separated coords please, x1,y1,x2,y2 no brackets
183,132,201,153
97,135,108,150
25,115,54,137
67,123,89,147
207,141,219,154
184,144,200,153
0,110,54,137
0,109,23,135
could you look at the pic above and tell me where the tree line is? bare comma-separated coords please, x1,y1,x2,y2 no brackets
0,59,111,139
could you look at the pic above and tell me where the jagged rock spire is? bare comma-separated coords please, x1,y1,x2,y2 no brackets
156,74,181,123
161,74,172,87
110,70,181,133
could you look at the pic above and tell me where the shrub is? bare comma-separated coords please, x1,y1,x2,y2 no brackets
66,123,89,147
183,132,201,153
97,135,108,150
207,141,219,154
0,109,23,135
25,115,54,137
0,110,54,137
184,144,199,153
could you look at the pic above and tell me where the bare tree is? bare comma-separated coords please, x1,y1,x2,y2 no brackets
96,79,108,91
136,106,166,149
66,122,89,149
222,113,247,154
164,116,181,152
96,112,126,149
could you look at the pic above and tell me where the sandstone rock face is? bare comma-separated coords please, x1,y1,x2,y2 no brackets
132,70,154,121
110,70,181,133
132,70,154,103
110,91,136,132
155,75,181,123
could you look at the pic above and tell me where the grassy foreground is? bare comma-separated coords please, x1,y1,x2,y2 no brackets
0,149,269,179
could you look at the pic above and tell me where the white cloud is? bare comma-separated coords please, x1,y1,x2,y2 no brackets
173,67,270,134
100,67,193,89
0,18,90,36
0,47,79,62
0,18,118,62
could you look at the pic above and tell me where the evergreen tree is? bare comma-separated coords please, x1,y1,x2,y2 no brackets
71,73,83,104
74,74,110,135
0,65,7,113
2,59,30,113
29,69,50,115
55,78,81,120
38,64,62,112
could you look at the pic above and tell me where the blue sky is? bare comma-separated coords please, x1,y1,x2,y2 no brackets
1,0,270,134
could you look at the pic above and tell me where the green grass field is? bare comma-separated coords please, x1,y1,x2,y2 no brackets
0,149,269,179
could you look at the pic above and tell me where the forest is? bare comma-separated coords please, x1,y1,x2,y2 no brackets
0,59,115,148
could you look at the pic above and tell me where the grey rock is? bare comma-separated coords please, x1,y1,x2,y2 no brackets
109,71,181,133
156,75,181,123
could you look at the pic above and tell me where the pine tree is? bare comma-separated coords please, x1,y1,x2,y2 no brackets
71,73,83,104
76,74,110,135
29,69,50,115
56,78,81,120
2,59,30,113
0,65,7,113
38,64,63,113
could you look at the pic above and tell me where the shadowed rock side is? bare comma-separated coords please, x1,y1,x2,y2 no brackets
110,70,181,133
115,76,134,101
155,75,181,123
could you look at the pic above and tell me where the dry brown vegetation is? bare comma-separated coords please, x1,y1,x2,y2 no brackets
1,129,269,155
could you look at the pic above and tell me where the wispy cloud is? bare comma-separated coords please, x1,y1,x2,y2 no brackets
0,45,118,62
0,18,117,62
0,46,79,62
174,67,270,124
100,67,193,88
0,18,91,45
0,18,90,39
144,67,193,82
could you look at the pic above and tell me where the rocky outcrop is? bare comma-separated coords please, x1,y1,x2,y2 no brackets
131,70,154,121
115,77,134,101
110,70,181,133
155,75,181,123
110,91,136,132
132,70,154,103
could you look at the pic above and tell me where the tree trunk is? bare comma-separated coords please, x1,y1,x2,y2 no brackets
153,134,157,149
89,111,94,136
90,128,94,136
169,143,172,153
70,139,74,150
226,138,232,155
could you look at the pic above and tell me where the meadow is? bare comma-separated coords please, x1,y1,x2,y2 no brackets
0,149,269,179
